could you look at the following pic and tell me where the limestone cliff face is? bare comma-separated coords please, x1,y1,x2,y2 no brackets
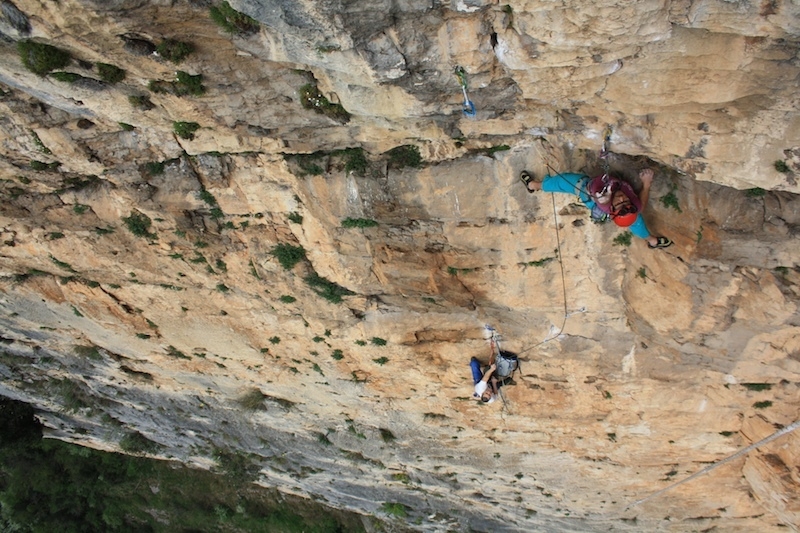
0,1,799,531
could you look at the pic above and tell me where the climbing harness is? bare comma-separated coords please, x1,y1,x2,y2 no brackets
483,325,520,415
484,325,520,379
624,418,800,510
454,66,477,118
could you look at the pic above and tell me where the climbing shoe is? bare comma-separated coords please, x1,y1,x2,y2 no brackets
519,171,539,193
648,236,673,249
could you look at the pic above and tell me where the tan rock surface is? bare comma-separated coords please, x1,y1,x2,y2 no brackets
0,0,798,531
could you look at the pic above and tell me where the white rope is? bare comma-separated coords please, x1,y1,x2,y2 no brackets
624,418,800,510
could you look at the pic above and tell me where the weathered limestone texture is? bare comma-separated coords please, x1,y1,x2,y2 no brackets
0,0,798,531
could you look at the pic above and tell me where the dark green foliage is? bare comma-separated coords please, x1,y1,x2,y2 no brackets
209,1,260,35
173,121,200,140
237,388,267,411
285,152,326,176
272,243,306,270
288,211,304,224
0,397,363,532
212,447,259,482
612,231,632,247
30,131,50,153
96,62,125,83
304,273,354,303
447,266,474,276
135,333,151,339
774,160,790,173
331,349,344,361
59,174,99,192
332,147,367,175
341,217,378,228
481,144,511,156
49,71,82,83
660,187,681,212
175,71,205,95
119,431,161,455
210,207,225,219
269,336,280,344
379,428,396,442
50,254,75,272
385,145,422,169
166,345,190,359
57,378,92,412
18,40,71,75
355,340,366,346
380,502,408,518
753,400,773,409
526,257,554,267
156,39,194,63
30,160,60,171
298,83,350,123
199,189,218,205
216,283,230,293
118,122,135,131
144,160,166,175
122,211,156,239
373,357,389,365
150,72,205,97
371,337,387,346
279,295,296,303
48,231,65,240
72,203,89,214
128,94,154,110
742,383,772,391
745,187,766,198
73,344,102,360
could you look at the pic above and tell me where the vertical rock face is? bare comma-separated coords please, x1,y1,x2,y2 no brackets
0,1,798,530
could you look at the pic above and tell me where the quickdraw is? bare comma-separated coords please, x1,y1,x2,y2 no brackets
454,66,477,118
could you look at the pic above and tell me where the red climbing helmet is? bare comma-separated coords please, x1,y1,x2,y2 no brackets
613,212,637,227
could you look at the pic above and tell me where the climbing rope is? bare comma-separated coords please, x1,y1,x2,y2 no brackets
600,124,612,177
624,418,800,510
516,129,613,356
454,66,476,118
518,193,569,357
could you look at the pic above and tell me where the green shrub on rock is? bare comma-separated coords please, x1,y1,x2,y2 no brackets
18,40,70,75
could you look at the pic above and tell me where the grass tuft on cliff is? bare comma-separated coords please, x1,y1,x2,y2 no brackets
119,431,162,455
18,40,71,75
271,243,306,270
299,83,350,123
236,388,267,411
209,1,260,35
385,145,422,169
156,39,194,63
173,121,200,140
304,273,354,304
122,211,157,239
96,62,126,84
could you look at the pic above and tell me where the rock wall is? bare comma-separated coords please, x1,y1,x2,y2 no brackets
0,0,799,531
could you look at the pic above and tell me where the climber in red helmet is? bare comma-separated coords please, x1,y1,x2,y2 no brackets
519,167,673,249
